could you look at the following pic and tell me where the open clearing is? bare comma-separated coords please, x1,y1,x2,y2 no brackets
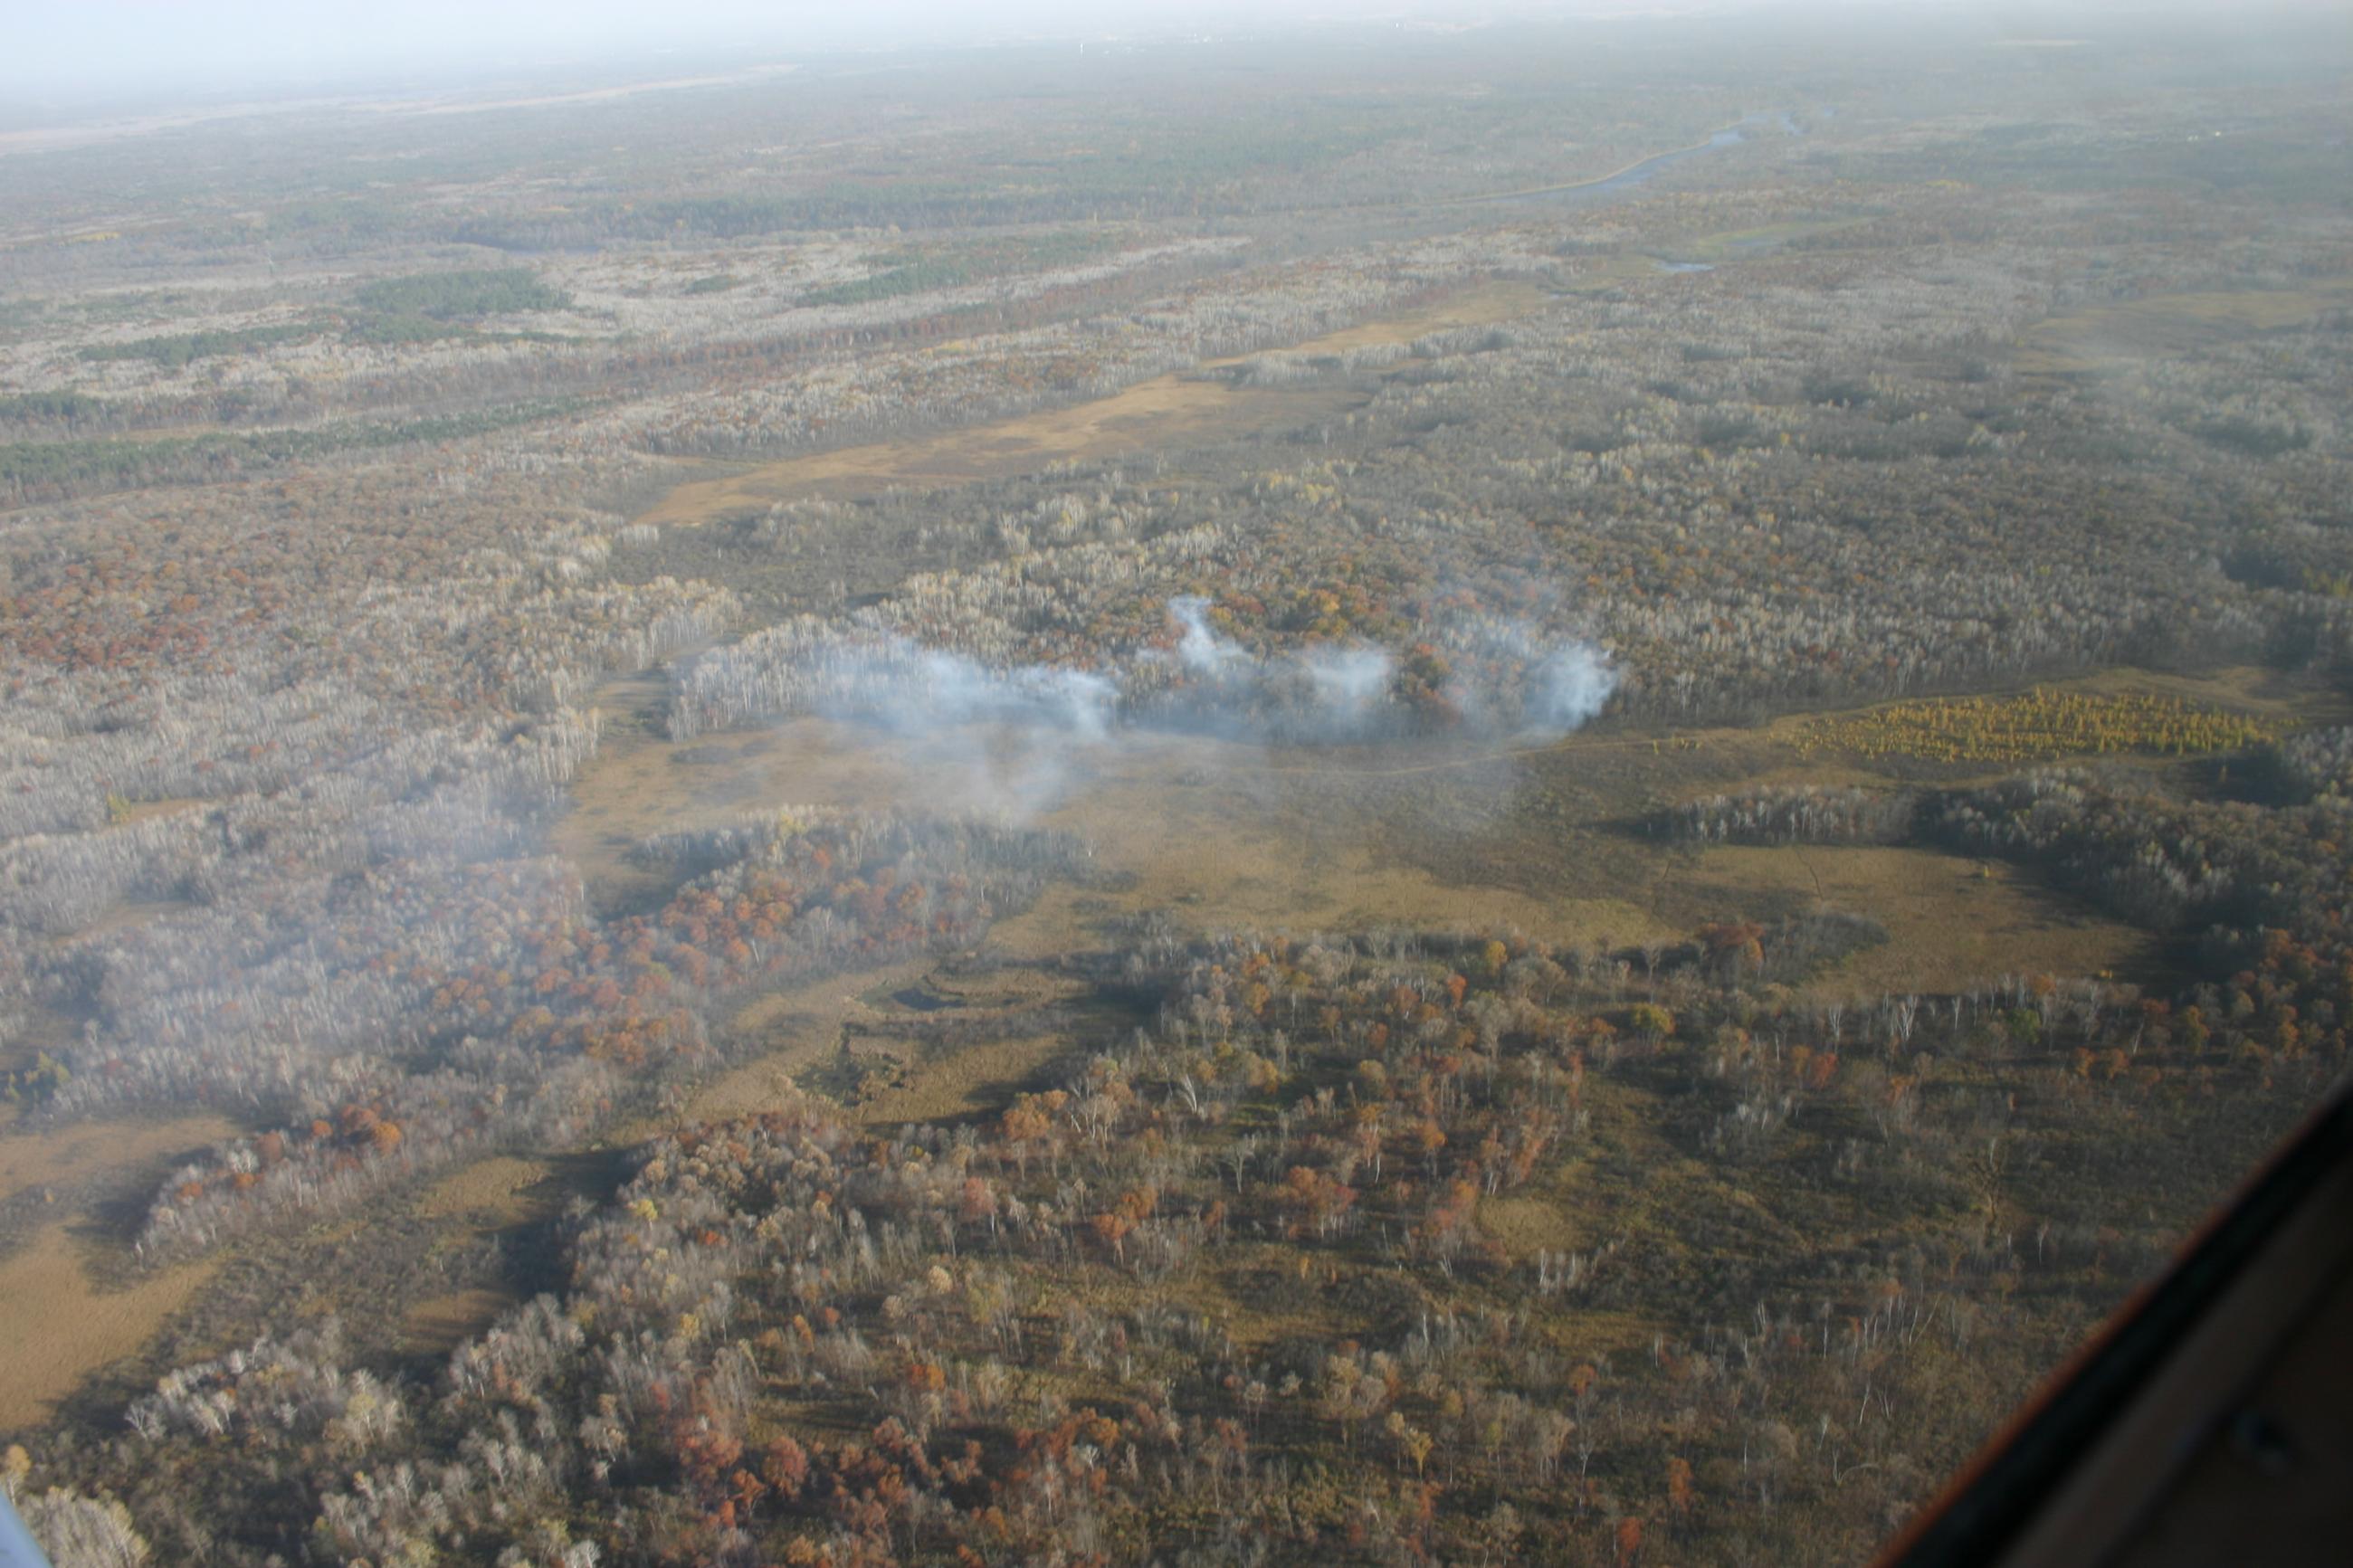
634,281,1549,527
852,1034,1072,1129
416,1155,557,1224
0,1112,234,1207
0,1225,223,1429
562,709,1674,952
1695,843,2148,997
2016,279,2353,376
0,1113,233,1420
401,1287,524,1358
682,959,940,1126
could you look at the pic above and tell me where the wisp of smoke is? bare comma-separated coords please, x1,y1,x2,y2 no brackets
1524,642,1618,739
1169,594,1249,675
1157,600,1404,739
761,600,1615,819
1301,645,1397,726
1425,614,1619,741
800,634,1117,739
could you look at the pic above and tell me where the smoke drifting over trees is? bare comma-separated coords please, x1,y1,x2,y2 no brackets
672,594,1617,817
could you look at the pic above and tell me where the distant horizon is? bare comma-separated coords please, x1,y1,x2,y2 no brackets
4,0,2338,120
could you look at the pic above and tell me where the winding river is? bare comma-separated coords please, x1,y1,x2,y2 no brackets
1460,110,1798,207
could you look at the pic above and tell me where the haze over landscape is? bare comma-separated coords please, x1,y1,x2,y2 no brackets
0,1,2348,1563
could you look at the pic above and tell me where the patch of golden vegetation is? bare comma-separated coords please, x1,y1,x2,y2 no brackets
635,282,1548,527
112,795,207,825
671,958,941,1130
399,1288,520,1358
0,1112,235,1205
852,1035,1070,1128
553,672,747,913
560,706,1667,956
416,1155,554,1222
1695,844,2149,997
1477,1193,1586,1261
1279,280,1548,353
0,1225,223,1429
1019,733,1655,950
1793,688,2282,765
52,894,197,947
2016,279,2353,375
1667,214,1876,264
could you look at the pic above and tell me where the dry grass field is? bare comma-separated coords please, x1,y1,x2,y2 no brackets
2015,279,2353,376
634,282,1550,527
0,1114,233,1208
0,1227,223,1430
414,1155,557,1225
399,1287,525,1358
1695,843,2149,995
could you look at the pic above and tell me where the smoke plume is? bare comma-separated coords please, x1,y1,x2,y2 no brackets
674,597,1617,817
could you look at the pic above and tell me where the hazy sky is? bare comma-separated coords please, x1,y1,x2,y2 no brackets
4,0,1443,103
1,0,2329,109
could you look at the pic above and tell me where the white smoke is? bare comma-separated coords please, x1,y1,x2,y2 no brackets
1169,594,1248,675
784,632,1119,739
1302,645,1397,726
799,604,1616,746
695,599,1617,820
1524,642,1618,738
1423,613,1619,740
728,631,1119,820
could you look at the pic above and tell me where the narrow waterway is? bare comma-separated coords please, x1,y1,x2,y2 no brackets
1461,109,1799,206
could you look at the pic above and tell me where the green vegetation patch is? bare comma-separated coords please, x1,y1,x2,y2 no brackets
1796,689,2283,765
0,296,48,339
81,322,319,368
0,391,112,425
341,313,478,347
351,268,571,321
2,1050,71,1107
2192,415,2312,459
801,230,1127,308
0,398,586,503
1664,214,1877,264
